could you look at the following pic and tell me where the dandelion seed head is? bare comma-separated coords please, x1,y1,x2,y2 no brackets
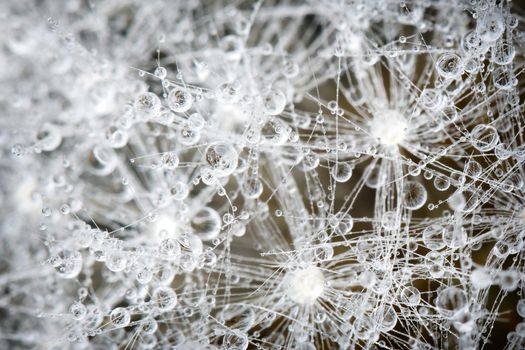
2,0,525,348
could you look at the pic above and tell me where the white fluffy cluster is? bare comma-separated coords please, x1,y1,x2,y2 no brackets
1,0,525,349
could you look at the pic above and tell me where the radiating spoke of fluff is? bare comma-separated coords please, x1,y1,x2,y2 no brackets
1,0,525,349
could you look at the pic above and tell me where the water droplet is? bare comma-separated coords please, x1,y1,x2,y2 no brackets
205,142,238,177
191,207,221,241
152,286,178,312
470,124,499,151
331,162,352,182
167,88,193,113
54,250,82,279
402,181,427,210
436,53,463,78
134,92,161,119
262,88,286,115
110,307,130,327
154,66,167,79
435,287,467,318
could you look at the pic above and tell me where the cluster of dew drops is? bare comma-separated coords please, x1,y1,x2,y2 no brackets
3,0,525,349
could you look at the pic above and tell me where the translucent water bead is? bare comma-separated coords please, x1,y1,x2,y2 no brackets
375,305,398,332
330,212,354,235
159,238,181,261
191,207,222,241
402,181,427,210
89,146,117,176
492,39,516,65
161,152,179,170
105,251,127,272
152,286,178,312
179,125,201,145
167,87,193,113
107,128,128,148
331,162,352,182
69,302,87,320
110,307,130,327
435,287,468,318
436,53,463,79
242,178,263,199
282,60,299,78
492,66,514,91
400,286,421,306
154,66,167,79
205,142,238,177
477,12,504,43
261,118,288,145
517,299,525,318
36,123,62,152
223,333,249,350
53,250,82,279
170,182,189,201
422,225,446,250
134,92,161,119
464,160,482,178
262,88,286,115
470,124,499,151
